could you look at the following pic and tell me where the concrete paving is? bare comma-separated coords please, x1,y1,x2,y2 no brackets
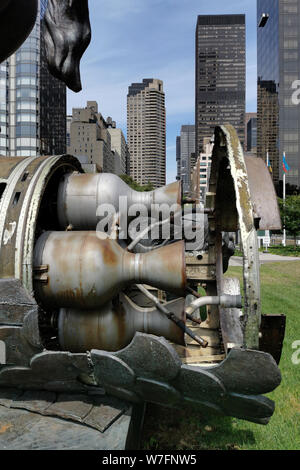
230,252,300,267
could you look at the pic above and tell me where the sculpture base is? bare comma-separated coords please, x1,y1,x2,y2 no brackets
0,388,145,450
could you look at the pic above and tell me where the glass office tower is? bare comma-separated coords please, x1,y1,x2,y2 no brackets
0,0,66,157
177,125,196,195
257,0,300,189
247,117,258,153
195,15,246,156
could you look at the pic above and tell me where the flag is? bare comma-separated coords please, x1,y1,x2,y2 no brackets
267,154,272,173
283,153,290,173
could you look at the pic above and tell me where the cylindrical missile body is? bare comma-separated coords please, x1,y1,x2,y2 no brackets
58,294,185,353
33,231,186,309
57,172,182,229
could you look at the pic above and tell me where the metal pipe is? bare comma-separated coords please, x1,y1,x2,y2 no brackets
126,210,182,252
186,313,202,325
186,295,243,317
136,284,208,348
185,286,202,299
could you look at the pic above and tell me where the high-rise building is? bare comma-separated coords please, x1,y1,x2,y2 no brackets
257,0,300,189
177,125,195,195
247,117,258,153
107,117,130,176
68,101,115,173
127,79,166,188
66,115,72,148
195,15,246,156
0,0,66,157
245,112,257,152
190,137,213,203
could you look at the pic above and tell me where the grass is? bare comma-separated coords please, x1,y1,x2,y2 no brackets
234,249,243,257
235,246,300,257
141,261,300,450
265,245,300,257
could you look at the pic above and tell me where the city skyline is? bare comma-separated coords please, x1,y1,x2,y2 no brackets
67,0,257,183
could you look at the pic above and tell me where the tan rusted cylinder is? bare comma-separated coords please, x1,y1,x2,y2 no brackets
57,172,182,229
33,231,186,309
58,294,185,353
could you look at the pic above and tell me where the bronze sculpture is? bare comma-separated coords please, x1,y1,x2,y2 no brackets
0,0,91,92
0,0,287,450
0,0,38,63
44,0,91,92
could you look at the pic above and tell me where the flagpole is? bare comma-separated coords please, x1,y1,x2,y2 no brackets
265,150,270,251
283,152,286,247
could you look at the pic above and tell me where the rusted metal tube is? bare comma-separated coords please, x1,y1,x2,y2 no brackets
186,295,243,317
33,231,186,309
57,173,182,229
58,294,186,353
136,284,208,348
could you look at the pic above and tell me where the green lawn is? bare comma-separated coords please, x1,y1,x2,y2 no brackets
141,262,300,450
265,246,300,257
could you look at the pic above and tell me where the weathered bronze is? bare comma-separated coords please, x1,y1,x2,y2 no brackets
0,0,38,63
0,130,285,435
44,0,91,92
0,0,91,93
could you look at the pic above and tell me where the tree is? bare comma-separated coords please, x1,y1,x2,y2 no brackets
278,195,300,246
119,174,154,192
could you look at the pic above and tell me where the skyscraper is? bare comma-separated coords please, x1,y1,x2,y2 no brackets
177,125,195,195
195,15,246,156
247,117,258,153
0,0,66,158
257,0,300,189
245,112,257,152
127,79,166,188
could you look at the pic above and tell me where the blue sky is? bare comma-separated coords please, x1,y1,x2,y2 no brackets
67,0,257,183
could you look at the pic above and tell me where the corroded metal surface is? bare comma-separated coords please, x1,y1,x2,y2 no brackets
33,231,186,309
0,155,82,292
57,172,182,230
259,314,286,365
58,294,185,353
245,156,282,230
219,125,261,350
0,144,284,435
218,277,243,354
211,125,262,350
